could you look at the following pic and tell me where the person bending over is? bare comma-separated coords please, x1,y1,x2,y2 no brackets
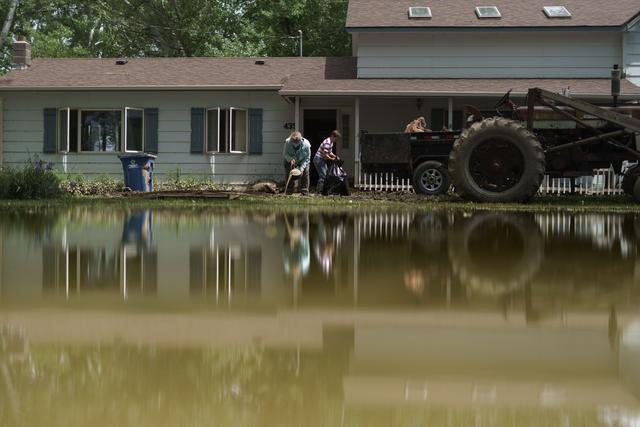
283,131,311,195
313,130,341,194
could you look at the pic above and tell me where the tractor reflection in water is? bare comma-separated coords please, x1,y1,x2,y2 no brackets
365,210,640,319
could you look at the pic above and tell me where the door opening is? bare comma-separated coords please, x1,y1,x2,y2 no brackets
303,109,338,185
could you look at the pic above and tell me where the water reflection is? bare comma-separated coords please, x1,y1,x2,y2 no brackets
0,206,639,426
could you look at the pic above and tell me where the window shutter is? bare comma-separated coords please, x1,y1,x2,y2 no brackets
59,109,68,152
43,108,57,154
144,108,159,154
248,108,263,155
191,108,205,154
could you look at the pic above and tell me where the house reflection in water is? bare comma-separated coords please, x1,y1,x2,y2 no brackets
0,208,639,312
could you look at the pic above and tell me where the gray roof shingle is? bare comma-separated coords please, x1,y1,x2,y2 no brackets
346,0,640,29
0,57,327,90
2,56,639,97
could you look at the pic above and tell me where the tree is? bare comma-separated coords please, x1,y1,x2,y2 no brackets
0,0,351,74
246,0,351,57
0,0,18,48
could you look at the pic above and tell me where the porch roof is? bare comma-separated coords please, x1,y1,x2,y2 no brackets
279,58,640,98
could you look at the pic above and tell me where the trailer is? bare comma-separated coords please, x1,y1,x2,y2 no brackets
448,88,640,203
361,130,461,195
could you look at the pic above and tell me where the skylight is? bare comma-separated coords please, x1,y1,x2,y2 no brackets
543,6,572,18
408,7,432,19
475,6,501,19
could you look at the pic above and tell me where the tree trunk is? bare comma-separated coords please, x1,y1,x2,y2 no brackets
0,0,19,47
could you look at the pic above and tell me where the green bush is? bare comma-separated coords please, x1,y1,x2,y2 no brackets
0,158,62,199
155,167,223,192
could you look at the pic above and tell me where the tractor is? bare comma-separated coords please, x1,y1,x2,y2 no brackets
449,87,640,203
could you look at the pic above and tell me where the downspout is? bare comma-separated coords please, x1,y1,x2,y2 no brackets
354,96,361,187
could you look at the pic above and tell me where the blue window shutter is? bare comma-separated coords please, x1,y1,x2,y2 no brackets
43,108,57,154
144,108,159,154
191,108,205,154
248,108,263,155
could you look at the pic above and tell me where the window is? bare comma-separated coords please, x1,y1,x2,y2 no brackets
81,110,122,152
230,108,247,152
125,108,144,152
475,6,501,18
543,6,571,18
408,7,432,19
58,108,78,152
57,108,145,153
206,107,248,153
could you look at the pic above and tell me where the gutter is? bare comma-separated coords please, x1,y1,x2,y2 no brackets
346,26,623,33
0,85,283,92
623,11,640,30
278,89,639,100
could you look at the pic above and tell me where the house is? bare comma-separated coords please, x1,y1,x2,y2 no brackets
2,0,640,184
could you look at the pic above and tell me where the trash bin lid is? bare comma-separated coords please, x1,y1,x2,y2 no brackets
118,153,157,160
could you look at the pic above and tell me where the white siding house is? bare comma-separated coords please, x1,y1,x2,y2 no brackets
2,90,293,182
2,0,640,185
356,31,622,79
624,17,640,85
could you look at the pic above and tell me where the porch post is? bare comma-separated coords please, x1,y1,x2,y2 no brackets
294,96,300,131
447,97,454,129
354,96,361,187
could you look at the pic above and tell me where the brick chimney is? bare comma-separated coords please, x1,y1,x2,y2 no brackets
11,37,32,69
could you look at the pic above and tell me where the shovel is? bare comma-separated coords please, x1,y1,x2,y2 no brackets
285,167,302,194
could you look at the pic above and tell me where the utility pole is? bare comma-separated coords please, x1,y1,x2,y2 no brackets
298,30,303,57
282,31,303,57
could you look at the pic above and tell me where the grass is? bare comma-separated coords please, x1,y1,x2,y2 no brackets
1,191,639,214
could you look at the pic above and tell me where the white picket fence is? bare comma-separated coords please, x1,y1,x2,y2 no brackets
360,172,415,192
359,168,625,196
539,168,624,195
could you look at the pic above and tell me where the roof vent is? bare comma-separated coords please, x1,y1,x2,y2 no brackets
255,59,266,65
115,59,128,65
408,7,432,19
475,6,501,19
543,6,571,18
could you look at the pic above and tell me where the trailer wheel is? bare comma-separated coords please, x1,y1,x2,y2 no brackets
449,117,545,203
412,161,451,195
622,164,640,196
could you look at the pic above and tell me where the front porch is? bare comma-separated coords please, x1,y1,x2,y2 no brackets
292,94,503,186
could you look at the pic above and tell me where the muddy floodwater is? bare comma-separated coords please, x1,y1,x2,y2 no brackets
0,206,639,427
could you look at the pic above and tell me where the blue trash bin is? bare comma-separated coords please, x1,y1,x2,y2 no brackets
118,153,157,192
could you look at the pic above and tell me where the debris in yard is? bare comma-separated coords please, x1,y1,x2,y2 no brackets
250,180,279,194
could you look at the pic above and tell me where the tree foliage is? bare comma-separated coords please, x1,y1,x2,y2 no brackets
0,0,350,70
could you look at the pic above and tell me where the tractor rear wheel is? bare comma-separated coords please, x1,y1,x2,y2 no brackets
449,117,545,203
